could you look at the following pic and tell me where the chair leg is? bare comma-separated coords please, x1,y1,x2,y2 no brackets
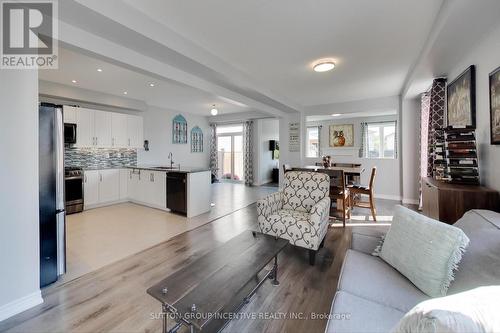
369,192,377,222
309,249,317,266
342,198,346,228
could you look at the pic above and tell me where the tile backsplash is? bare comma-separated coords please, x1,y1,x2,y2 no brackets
65,147,137,169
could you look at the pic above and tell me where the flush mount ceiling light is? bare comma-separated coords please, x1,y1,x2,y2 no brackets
313,60,335,72
97,68,103,72
71,79,77,83
331,113,341,117
210,105,218,116
149,83,155,87
123,91,128,95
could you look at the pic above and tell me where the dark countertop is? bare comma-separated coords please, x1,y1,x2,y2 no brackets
78,165,210,173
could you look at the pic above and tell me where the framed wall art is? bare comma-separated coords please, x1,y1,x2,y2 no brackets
447,65,476,128
191,126,204,152
172,114,188,144
490,66,500,144
329,124,354,147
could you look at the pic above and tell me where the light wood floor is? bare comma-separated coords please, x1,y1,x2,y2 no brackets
0,196,402,333
63,183,276,282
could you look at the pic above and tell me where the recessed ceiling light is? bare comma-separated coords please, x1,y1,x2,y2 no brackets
71,80,77,83
210,105,218,116
331,113,341,117
97,68,103,72
149,83,155,87
123,91,128,95
313,60,335,72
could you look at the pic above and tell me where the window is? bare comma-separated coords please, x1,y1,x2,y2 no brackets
366,122,396,158
306,126,320,158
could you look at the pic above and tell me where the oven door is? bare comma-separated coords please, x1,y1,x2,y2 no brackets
65,176,83,206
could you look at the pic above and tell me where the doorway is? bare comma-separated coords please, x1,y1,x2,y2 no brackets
217,124,244,182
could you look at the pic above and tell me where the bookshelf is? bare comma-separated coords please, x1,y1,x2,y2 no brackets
432,127,479,185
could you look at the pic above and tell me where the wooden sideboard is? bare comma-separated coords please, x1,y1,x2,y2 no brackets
421,177,499,224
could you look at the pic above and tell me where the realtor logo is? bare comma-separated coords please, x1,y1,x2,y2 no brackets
1,0,58,69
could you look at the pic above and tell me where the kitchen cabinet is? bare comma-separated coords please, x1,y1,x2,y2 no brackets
127,115,143,148
128,169,141,202
119,169,129,200
75,108,94,147
133,170,166,209
71,107,143,149
98,169,120,203
83,170,99,207
94,111,112,147
83,169,120,208
63,105,77,123
112,113,128,148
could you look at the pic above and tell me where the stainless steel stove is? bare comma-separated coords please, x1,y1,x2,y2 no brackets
65,167,83,214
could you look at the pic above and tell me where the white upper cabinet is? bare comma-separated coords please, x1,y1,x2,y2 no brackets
63,105,77,124
75,108,95,147
111,113,128,148
94,111,112,148
127,115,144,148
71,107,143,149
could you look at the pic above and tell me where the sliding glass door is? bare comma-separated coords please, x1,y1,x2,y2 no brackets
217,125,244,182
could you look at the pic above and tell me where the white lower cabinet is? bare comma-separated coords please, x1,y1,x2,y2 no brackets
131,170,166,209
98,169,120,203
83,168,167,211
83,170,99,208
83,169,121,209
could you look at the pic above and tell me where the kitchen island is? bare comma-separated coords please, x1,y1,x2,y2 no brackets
81,166,211,218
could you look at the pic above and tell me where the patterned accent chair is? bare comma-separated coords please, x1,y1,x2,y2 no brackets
257,171,331,265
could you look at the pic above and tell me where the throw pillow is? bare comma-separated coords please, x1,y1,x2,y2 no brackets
392,286,500,333
374,205,469,297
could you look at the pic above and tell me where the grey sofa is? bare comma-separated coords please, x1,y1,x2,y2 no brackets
326,209,500,333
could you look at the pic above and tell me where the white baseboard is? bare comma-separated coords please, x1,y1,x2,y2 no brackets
373,194,402,201
402,198,419,205
0,291,43,322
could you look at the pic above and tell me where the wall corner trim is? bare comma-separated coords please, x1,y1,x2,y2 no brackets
0,290,43,322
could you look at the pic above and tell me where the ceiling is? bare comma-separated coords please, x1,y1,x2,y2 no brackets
39,47,251,116
125,0,443,107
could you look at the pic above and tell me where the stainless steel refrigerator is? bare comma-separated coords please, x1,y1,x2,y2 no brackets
39,103,66,287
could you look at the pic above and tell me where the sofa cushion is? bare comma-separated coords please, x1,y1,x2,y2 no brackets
326,291,405,333
282,171,330,212
392,286,500,333
338,249,428,312
449,210,500,294
376,205,469,297
351,226,389,254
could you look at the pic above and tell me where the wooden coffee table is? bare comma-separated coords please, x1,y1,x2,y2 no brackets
147,231,288,333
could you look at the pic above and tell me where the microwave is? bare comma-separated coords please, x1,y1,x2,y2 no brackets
64,123,77,144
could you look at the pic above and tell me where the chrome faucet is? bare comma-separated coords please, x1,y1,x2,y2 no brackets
168,152,174,168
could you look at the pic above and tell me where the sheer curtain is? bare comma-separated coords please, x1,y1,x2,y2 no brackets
419,78,446,208
243,121,254,185
209,123,218,182
359,122,368,157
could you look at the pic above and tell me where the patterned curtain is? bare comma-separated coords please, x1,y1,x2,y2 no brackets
359,122,367,157
209,123,218,181
243,121,254,185
419,78,446,208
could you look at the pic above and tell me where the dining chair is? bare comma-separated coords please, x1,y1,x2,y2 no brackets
348,167,377,221
321,169,350,227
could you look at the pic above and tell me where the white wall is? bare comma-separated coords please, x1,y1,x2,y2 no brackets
0,71,42,321
278,114,302,185
137,106,210,167
401,97,421,204
443,23,500,191
305,115,401,200
253,118,279,185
